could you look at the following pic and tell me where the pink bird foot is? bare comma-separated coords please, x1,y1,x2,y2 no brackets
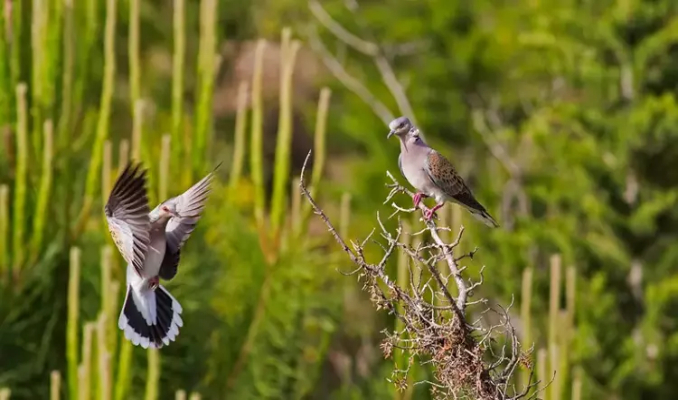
413,192,425,208
423,203,444,221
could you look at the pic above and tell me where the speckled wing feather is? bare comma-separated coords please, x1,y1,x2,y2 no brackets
104,162,151,276
158,165,218,280
424,150,497,226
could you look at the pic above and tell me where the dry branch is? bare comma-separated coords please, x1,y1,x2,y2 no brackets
299,151,546,399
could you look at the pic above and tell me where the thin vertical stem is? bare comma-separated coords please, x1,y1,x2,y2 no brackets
270,29,301,236
249,39,266,230
58,0,74,149
102,140,112,206
67,247,81,400
171,0,185,168
77,0,116,237
30,119,54,261
228,81,248,193
118,139,129,171
549,254,561,400
175,390,186,400
572,367,582,400
80,322,94,400
194,0,218,172
100,246,113,345
97,315,111,400
0,388,10,400
144,349,160,400
50,370,61,400
519,267,533,390
131,100,144,161
12,83,27,272
0,185,8,275
537,348,548,400
113,340,133,400
159,134,171,200
128,0,140,114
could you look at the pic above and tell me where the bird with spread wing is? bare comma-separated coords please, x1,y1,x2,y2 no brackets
104,161,218,348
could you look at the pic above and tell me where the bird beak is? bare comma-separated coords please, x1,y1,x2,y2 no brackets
387,129,395,139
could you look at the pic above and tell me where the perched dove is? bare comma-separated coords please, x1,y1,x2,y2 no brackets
104,161,218,349
387,116,499,227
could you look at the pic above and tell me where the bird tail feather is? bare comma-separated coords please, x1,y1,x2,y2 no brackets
118,284,183,349
469,208,500,228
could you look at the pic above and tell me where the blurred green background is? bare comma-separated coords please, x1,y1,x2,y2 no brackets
1,0,678,399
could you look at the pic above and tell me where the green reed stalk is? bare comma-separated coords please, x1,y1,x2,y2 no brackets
81,322,95,400
113,341,133,400
228,82,249,193
50,370,61,400
29,120,54,260
100,246,113,346
558,266,577,398
132,100,144,161
46,0,62,116
549,254,561,400
0,2,10,128
144,349,160,400
0,185,8,274
129,0,140,114
194,0,218,173
537,348,548,400
97,315,111,400
249,39,266,230
394,221,410,376
108,280,120,360
12,83,27,273
571,367,582,400
118,139,129,171
67,247,81,400
519,267,533,390
171,0,185,168
188,393,201,400
102,139,112,206
270,29,300,236
299,88,331,231
79,0,116,236
10,0,22,91
160,134,170,199
31,0,45,157
58,0,74,149
0,388,10,400
175,390,186,400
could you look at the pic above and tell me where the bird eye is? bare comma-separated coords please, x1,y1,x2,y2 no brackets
398,123,404,129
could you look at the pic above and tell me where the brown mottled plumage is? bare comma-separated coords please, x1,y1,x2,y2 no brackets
387,116,499,227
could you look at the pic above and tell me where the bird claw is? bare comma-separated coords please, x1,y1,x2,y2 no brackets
423,209,438,221
413,192,424,208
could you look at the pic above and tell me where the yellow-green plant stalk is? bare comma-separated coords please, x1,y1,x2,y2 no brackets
45,0,63,118
286,176,302,249
558,265,577,398
100,246,113,347
58,0,74,149
132,100,144,161
188,393,201,400
519,267,533,390
12,83,28,272
339,193,351,239
270,28,301,236
10,0,22,88
144,349,160,400
0,387,10,400
78,0,116,236
50,370,61,400
29,119,54,261
175,390,186,400
537,348,548,400
128,0,140,115
194,0,218,173
102,140,112,208
171,0,186,168
0,185,9,274
67,247,81,400
159,134,171,200
299,87,331,229
118,139,129,171
249,39,266,230
572,366,582,400
81,322,94,400
108,281,120,358
97,314,111,400
228,81,249,193
114,341,134,400
31,0,46,156
0,0,10,128
549,254,562,400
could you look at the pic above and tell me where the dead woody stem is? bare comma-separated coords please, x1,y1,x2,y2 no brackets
299,151,547,400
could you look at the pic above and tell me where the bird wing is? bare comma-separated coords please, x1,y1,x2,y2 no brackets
157,166,218,280
423,150,489,213
104,162,151,277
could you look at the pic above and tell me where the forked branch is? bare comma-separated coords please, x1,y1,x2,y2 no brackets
299,150,547,399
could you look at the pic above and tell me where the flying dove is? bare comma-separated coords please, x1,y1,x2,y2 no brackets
104,161,218,349
387,116,499,228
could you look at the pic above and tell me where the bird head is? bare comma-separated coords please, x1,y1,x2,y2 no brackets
159,202,180,219
387,116,413,139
